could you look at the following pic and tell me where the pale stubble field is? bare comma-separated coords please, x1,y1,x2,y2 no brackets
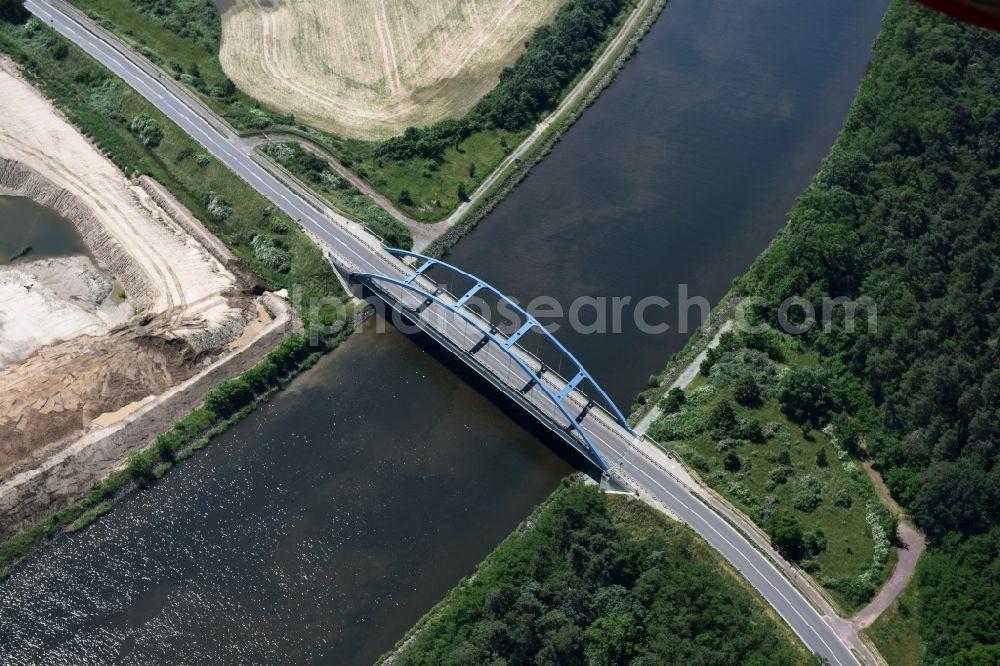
218,0,566,139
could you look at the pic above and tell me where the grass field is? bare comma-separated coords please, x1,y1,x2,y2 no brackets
257,142,413,248
218,0,565,140
649,329,896,613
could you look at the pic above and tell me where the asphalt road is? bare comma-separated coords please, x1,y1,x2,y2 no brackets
371,275,862,666
23,1,863,663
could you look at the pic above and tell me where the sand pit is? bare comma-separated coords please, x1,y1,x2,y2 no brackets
0,256,131,368
217,0,566,139
0,59,283,480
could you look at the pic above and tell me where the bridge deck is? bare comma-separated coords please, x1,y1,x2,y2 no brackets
347,249,645,477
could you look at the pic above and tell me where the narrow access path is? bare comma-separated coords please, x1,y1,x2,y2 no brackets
634,320,734,434
852,461,927,630
242,134,427,240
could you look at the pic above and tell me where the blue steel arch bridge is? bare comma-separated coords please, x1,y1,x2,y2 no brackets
336,244,642,481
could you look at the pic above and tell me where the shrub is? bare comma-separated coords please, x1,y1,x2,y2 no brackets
723,451,742,471
715,438,738,453
708,400,737,434
777,366,842,425
90,80,122,117
735,417,765,443
833,487,853,509
726,481,754,505
805,528,826,557
648,409,705,442
128,113,163,148
739,329,785,361
658,387,685,414
250,234,291,273
767,511,806,562
204,192,233,221
769,466,793,486
709,349,776,393
792,476,822,513
732,374,761,406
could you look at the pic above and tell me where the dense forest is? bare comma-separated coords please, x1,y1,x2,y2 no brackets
738,1,999,661
377,0,630,162
387,481,815,666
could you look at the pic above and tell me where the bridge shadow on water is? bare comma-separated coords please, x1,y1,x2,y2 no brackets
360,292,601,484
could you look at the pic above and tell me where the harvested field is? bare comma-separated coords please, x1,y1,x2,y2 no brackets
0,60,277,479
217,0,566,139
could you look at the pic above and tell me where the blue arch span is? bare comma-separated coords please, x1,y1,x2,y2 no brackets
352,269,610,471
383,248,636,436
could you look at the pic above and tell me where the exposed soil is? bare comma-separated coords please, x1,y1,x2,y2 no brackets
0,59,267,481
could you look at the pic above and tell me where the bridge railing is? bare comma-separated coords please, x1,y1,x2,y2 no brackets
384,261,642,449
354,251,646,470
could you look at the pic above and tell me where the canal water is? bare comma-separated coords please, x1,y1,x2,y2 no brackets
446,0,890,405
0,0,888,663
0,196,91,264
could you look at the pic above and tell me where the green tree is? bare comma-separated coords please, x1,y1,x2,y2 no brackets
777,366,840,425
723,451,742,472
659,387,686,414
915,460,999,541
0,0,28,23
584,613,640,665
708,400,737,434
767,511,806,562
733,374,761,406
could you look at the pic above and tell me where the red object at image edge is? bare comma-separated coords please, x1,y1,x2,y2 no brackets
916,0,1000,29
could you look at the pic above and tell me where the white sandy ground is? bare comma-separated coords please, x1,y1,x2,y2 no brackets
0,256,131,369
0,59,242,359
0,59,274,475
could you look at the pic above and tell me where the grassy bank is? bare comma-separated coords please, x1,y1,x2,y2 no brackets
0,14,344,303
379,479,818,665
61,0,643,223
646,327,895,613
257,142,412,249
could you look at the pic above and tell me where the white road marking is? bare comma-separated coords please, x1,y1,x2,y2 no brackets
29,1,859,661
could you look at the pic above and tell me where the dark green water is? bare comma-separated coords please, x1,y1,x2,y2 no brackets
0,196,90,264
0,0,889,663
